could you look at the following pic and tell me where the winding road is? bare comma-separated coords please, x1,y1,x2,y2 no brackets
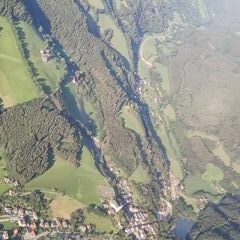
139,34,166,68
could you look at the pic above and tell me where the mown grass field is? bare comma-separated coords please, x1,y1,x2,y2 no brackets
98,14,130,61
164,104,176,121
143,37,158,61
50,196,84,219
120,105,143,135
158,125,183,180
0,17,39,107
184,175,219,195
186,130,231,167
203,163,224,183
26,146,109,206
130,164,150,183
18,21,65,92
85,212,115,232
0,149,11,195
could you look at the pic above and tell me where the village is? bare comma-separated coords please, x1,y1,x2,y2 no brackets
100,163,171,240
0,201,96,240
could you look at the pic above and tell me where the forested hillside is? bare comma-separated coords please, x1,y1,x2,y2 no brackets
188,195,240,240
0,97,83,184
0,0,240,239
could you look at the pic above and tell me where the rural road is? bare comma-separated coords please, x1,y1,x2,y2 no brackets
139,34,166,68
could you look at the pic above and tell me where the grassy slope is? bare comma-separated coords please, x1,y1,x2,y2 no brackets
184,175,219,195
0,17,39,107
85,212,115,232
130,164,150,183
203,163,224,183
62,83,100,138
98,14,130,61
87,0,104,9
120,105,143,135
26,147,109,206
0,149,11,195
19,21,65,92
138,35,184,180
50,196,84,219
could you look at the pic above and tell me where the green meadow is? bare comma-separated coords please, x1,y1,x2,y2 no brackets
0,149,11,195
98,14,130,61
85,212,115,232
62,83,100,138
120,105,143,135
18,21,66,92
87,0,104,9
26,147,109,206
130,164,150,183
184,175,219,195
203,163,224,183
0,17,39,107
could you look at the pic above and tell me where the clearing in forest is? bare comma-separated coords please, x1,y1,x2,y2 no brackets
120,105,143,135
98,14,130,61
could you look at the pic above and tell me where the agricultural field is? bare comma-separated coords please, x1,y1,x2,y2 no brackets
50,196,84,219
158,124,183,180
184,175,219,195
98,14,130,61
26,146,110,206
203,163,224,183
120,105,144,135
186,130,232,167
0,17,39,107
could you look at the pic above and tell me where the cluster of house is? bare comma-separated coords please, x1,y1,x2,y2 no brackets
3,177,19,187
1,230,14,240
40,48,53,63
3,206,39,239
105,165,158,240
71,75,81,85
168,171,183,200
39,218,70,229
196,197,208,210
102,200,123,216
3,205,78,239
125,206,158,240
76,224,95,234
